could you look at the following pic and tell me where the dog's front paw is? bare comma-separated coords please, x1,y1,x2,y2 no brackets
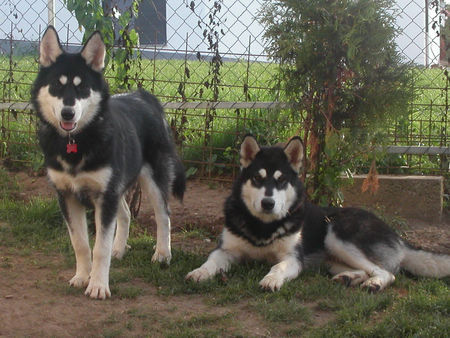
185,267,213,282
151,249,172,265
112,244,131,260
85,280,111,300
259,273,284,291
69,274,90,288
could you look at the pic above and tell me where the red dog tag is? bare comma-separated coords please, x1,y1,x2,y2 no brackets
67,142,78,154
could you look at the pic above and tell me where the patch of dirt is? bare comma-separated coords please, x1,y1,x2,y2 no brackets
6,171,54,200
0,246,270,337
140,179,230,236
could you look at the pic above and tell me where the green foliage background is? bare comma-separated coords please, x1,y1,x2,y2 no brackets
260,0,416,205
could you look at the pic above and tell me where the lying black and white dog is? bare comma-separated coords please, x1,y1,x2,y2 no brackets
31,27,185,299
186,135,449,291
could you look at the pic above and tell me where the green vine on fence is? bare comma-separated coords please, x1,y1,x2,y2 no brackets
190,0,225,175
64,0,142,90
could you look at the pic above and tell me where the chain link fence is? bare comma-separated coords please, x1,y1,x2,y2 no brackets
0,0,449,180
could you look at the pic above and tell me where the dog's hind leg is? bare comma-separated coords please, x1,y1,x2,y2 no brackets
112,196,131,259
328,261,369,287
85,196,117,299
59,193,92,288
325,230,395,292
139,167,172,264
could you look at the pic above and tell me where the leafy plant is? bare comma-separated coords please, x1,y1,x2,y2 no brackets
260,0,415,205
64,0,142,90
190,0,225,174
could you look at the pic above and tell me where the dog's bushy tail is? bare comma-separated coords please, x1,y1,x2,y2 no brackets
400,244,450,278
172,158,186,201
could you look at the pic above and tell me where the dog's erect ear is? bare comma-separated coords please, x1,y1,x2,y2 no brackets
284,137,304,173
240,135,260,168
39,26,63,67
81,31,105,72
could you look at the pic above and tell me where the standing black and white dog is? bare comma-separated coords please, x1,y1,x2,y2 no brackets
186,135,450,291
31,26,185,299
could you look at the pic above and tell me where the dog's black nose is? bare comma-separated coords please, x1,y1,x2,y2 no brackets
261,197,275,211
61,108,75,121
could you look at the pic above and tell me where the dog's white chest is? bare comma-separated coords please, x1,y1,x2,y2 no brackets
47,164,112,194
221,229,300,263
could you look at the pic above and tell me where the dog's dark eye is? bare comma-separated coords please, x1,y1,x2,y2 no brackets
52,80,63,89
252,174,264,184
277,175,287,186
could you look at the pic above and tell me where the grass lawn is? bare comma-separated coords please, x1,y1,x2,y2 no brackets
0,169,448,336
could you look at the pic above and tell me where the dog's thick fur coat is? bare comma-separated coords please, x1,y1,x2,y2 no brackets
32,27,185,299
187,135,450,291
